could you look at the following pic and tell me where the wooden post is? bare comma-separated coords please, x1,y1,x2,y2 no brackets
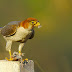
0,60,34,72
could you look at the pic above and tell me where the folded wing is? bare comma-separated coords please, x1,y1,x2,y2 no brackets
1,21,21,37
29,30,35,39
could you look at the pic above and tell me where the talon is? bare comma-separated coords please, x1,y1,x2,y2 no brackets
23,58,28,61
25,58,28,61
5,57,9,61
5,57,13,61
22,58,29,64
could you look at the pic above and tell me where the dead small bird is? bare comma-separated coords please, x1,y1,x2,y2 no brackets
0,17,41,60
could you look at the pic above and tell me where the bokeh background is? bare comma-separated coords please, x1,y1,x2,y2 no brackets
0,0,72,72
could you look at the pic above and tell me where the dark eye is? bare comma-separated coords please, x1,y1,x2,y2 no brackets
32,22,34,24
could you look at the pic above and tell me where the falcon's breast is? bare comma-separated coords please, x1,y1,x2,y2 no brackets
3,27,32,42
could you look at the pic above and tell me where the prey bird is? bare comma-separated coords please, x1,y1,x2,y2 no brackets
0,18,41,60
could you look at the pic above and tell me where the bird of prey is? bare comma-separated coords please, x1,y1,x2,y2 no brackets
0,18,41,60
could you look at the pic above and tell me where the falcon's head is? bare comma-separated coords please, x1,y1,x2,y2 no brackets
20,18,41,30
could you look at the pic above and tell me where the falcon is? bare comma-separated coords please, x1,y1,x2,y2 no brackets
0,18,41,60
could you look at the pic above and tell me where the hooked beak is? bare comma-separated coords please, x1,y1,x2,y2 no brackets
34,22,42,28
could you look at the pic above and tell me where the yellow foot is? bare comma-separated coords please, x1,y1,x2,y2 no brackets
23,58,28,61
22,58,29,65
5,57,13,61
23,58,28,64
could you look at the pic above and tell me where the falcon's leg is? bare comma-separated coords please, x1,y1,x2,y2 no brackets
18,43,28,63
5,40,13,61
9,50,12,60
18,43,25,56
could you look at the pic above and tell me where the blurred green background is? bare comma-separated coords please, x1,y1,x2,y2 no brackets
0,0,72,72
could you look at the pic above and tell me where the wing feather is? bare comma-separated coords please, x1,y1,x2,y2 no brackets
29,30,35,39
1,21,21,36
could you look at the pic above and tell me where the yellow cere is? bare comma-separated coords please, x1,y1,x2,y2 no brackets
34,22,40,27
